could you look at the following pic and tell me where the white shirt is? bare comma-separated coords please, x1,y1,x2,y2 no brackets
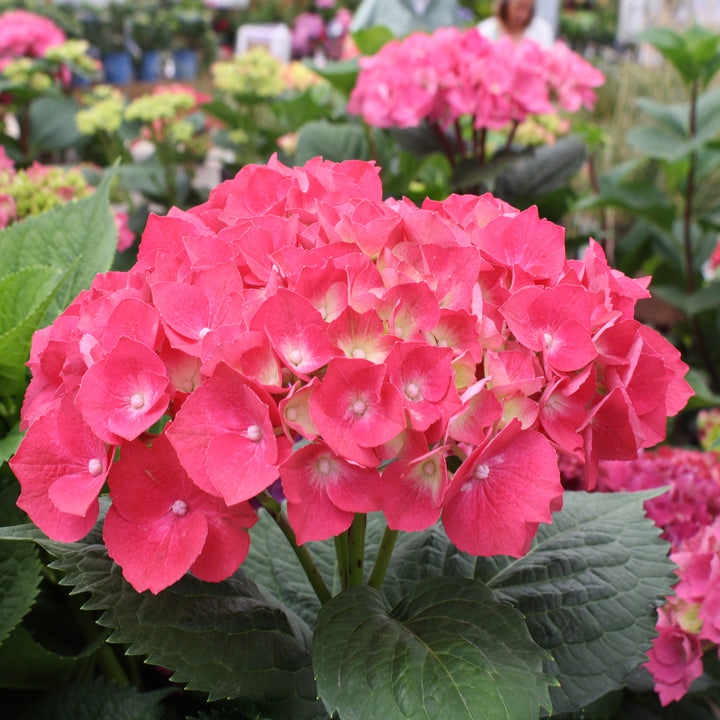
477,15,555,47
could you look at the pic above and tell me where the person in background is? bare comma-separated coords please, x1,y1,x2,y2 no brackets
477,0,555,47
350,0,461,37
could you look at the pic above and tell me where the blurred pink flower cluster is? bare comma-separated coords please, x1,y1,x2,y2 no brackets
348,27,605,131
0,9,66,71
291,2,353,61
563,442,720,705
11,155,689,595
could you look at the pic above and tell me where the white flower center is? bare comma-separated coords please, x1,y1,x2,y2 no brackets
351,347,366,359
351,399,367,416
317,457,332,475
171,500,187,516
130,392,145,410
543,332,553,348
285,406,298,422
474,463,490,480
405,382,421,400
88,458,103,476
288,349,302,365
246,424,263,442
422,460,436,476
198,327,211,339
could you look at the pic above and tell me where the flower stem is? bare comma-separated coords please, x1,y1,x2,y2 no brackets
257,491,332,604
368,525,399,591
346,513,366,585
334,533,349,588
683,80,720,390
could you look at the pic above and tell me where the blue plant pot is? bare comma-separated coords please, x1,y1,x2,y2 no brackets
137,50,162,81
103,50,134,85
173,48,198,80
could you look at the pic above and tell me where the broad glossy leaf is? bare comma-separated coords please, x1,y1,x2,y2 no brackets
382,490,675,715
308,58,359,97
635,98,688,137
650,282,720,317
0,625,102,689
0,266,63,394
21,677,171,720
0,171,117,325
471,490,675,715
352,26,394,56
0,481,41,645
626,125,693,162
0,514,326,720
294,120,368,164
28,96,85,155
314,577,555,720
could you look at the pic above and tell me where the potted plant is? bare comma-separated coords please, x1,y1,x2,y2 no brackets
169,3,217,79
83,3,134,84
130,5,173,81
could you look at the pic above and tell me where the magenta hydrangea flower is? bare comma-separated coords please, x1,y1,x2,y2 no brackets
348,28,604,131
10,155,691,595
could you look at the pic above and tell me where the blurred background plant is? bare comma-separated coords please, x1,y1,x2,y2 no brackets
568,25,720,412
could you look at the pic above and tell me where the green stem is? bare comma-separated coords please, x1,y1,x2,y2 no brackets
368,525,399,591
346,513,366,586
257,492,332,604
334,533,349,588
683,81,720,391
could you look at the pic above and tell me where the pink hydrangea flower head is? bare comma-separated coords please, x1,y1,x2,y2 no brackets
10,154,692,598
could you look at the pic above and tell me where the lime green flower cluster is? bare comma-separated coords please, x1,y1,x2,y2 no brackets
280,61,324,93
124,91,196,125
211,47,286,98
44,40,98,77
1,58,53,91
2,164,93,220
514,113,571,147
125,90,198,145
76,85,125,136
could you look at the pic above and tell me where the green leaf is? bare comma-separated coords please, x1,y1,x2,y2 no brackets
0,539,41,646
294,120,369,164
0,266,64,394
314,577,554,720
684,368,720,409
0,171,117,326
0,625,101,689
21,677,171,720
0,480,42,645
635,98,688,137
574,178,675,231
382,491,675,715
352,26,394,56
0,424,23,465
308,58,359,98
696,86,720,142
28,96,85,155
638,27,700,87
650,282,720,317
0,512,326,719
626,125,693,162
492,136,587,201
472,490,675,715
